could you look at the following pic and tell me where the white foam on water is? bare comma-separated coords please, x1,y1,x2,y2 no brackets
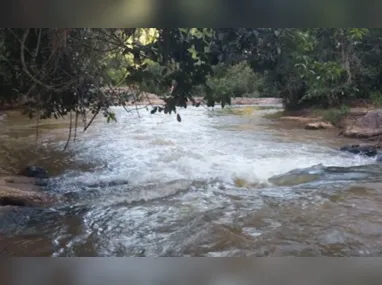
58,106,374,188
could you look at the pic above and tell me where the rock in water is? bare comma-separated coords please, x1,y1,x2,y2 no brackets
343,110,382,138
0,175,53,207
0,186,49,207
19,166,49,179
268,165,324,186
340,144,377,157
305,122,334,130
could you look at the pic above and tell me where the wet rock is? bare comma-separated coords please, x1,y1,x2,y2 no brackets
0,176,40,191
305,122,334,130
340,144,378,157
268,166,323,186
0,186,52,207
0,175,53,207
343,110,382,138
0,113,7,121
280,116,318,123
269,173,320,186
342,126,382,138
19,166,48,179
233,177,263,188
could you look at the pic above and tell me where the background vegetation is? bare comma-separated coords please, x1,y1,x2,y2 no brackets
2,28,382,127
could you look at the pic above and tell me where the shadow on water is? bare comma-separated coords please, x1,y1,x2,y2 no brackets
1,106,382,256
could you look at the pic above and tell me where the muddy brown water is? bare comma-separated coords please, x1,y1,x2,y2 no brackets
1,104,382,257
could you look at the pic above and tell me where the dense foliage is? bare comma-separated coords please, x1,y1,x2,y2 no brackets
2,28,382,126
0,29,225,119
214,28,382,109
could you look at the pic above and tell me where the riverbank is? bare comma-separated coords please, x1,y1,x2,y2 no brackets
262,105,382,154
265,106,373,130
123,93,282,106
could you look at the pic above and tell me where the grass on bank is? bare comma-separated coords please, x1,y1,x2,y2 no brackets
312,105,350,126
262,105,351,126
371,91,382,108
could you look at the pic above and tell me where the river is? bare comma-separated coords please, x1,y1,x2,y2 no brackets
1,104,382,257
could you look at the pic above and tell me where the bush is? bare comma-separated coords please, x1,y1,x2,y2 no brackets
136,61,267,101
370,90,382,107
135,62,169,96
206,62,263,98
322,105,350,126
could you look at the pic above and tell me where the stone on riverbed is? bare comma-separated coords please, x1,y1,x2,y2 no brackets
339,144,378,157
18,166,49,179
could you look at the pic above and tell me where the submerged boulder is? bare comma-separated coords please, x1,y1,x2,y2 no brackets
19,166,48,179
339,144,378,157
